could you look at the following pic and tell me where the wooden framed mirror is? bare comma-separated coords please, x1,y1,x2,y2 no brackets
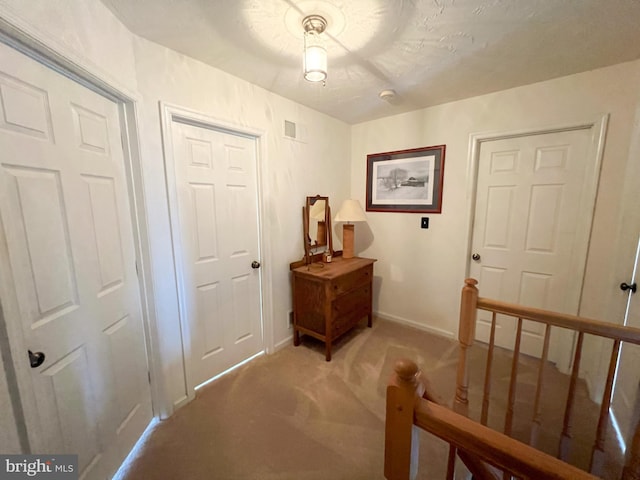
303,195,333,264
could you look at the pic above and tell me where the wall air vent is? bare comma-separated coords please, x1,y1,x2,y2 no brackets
284,120,296,139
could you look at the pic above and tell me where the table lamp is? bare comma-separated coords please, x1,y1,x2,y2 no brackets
334,199,367,259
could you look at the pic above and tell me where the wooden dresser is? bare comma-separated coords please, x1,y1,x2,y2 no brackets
291,256,376,361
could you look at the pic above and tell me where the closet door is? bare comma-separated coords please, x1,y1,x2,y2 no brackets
169,120,263,389
0,41,152,478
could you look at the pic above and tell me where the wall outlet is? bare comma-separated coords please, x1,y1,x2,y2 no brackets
288,311,294,329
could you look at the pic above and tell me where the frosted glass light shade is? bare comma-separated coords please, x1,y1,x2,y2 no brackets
335,199,367,223
303,31,327,82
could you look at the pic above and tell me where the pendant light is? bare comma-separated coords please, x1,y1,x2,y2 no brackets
302,15,327,83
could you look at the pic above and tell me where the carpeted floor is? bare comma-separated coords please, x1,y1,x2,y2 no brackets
116,318,624,480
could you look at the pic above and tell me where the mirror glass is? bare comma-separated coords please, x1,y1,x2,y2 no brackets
304,195,333,263
308,198,327,248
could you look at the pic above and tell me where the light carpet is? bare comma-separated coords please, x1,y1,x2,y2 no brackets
116,318,623,480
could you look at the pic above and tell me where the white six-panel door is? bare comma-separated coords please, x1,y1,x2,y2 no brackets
0,43,152,478
170,120,263,389
470,128,594,362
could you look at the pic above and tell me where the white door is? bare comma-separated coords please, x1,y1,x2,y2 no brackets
470,128,595,362
0,43,152,477
611,236,640,450
170,121,263,389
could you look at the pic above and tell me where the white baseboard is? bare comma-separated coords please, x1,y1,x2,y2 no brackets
374,310,455,340
272,315,453,352
273,335,293,352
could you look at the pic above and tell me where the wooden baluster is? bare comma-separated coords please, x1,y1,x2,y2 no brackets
481,312,497,426
455,278,479,416
504,317,523,438
559,331,584,461
530,324,551,447
623,415,640,480
446,445,457,480
501,318,523,480
385,358,425,480
590,339,621,476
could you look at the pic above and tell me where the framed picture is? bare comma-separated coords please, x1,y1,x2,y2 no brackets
366,145,446,213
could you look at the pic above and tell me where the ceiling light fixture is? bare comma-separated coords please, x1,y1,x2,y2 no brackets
302,14,327,84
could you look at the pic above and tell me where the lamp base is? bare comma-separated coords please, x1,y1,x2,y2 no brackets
342,224,355,259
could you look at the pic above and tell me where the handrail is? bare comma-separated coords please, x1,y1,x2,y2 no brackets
385,279,640,479
415,398,598,480
476,297,640,345
385,358,597,480
455,278,640,478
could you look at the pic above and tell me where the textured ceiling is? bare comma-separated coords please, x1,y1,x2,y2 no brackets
101,0,640,124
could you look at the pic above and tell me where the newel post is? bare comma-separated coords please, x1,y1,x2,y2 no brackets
385,359,425,480
454,278,479,416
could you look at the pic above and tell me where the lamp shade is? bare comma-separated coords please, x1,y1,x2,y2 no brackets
335,199,367,223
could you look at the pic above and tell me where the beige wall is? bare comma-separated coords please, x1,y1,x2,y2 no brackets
351,60,640,389
132,36,351,412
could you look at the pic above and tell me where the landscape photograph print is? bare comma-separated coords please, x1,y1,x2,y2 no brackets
366,145,446,213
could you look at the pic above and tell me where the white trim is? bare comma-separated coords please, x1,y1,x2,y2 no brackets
158,104,194,406
117,101,168,418
0,18,162,436
159,102,274,400
463,116,609,372
375,311,455,339
274,335,294,352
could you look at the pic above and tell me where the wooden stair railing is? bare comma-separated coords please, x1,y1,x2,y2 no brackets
457,278,640,477
385,358,598,480
384,278,640,480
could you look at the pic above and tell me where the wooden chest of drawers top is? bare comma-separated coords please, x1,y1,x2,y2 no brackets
291,256,375,284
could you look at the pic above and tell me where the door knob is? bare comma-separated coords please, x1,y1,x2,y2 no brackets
620,282,637,293
251,261,261,269
472,253,481,261
28,350,45,369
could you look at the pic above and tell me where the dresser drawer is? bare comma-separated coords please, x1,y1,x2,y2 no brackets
333,284,370,316
331,264,372,297
332,306,370,339
332,284,371,338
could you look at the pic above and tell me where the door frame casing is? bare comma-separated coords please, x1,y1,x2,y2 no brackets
0,17,163,446
464,115,609,372
159,102,273,403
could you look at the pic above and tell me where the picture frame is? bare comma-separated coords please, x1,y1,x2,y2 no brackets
366,145,446,213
